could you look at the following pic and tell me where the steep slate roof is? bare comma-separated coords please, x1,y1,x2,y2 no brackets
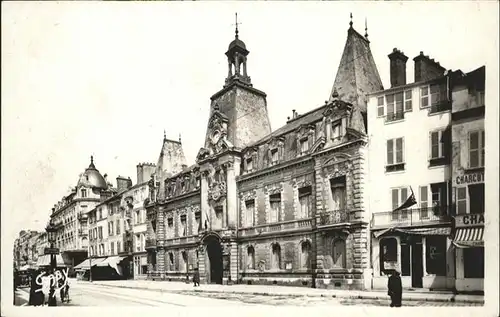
156,137,187,178
328,25,384,113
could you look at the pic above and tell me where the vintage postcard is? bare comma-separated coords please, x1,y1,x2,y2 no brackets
2,1,498,317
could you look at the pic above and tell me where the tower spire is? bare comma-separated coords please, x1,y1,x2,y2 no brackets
234,12,241,39
349,13,353,28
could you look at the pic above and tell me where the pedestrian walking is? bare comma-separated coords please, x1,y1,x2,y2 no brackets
387,269,403,307
193,268,200,287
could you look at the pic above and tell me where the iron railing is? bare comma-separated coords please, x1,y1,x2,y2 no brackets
372,206,451,228
385,112,405,123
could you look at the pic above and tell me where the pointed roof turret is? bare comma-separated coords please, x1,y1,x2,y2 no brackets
328,14,384,113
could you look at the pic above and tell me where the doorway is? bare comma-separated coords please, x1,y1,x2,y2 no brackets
411,237,423,288
205,237,223,284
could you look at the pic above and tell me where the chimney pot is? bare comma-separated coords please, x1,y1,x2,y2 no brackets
420,51,424,55
388,48,408,87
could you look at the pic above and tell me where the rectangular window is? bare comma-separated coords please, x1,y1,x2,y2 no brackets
330,176,346,211
167,218,173,228
331,121,341,140
386,138,404,171
430,130,445,159
195,212,201,233
419,185,429,219
116,219,121,235
271,148,279,164
245,200,255,227
377,96,385,117
246,158,253,172
404,90,412,111
469,183,485,214
180,215,187,237
300,138,309,153
469,130,485,168
269,194,281,223
426,236,447,276
456,187,467,215
421,84,441,108
386,94,394,115
111,242,115,255
298,186,312,218
117,241,121,253
464,247,484,278
391,187,409,219
81,189,87,198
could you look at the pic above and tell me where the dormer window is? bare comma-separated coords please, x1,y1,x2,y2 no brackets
81,189,87,198
246,158,253,172
181,179,186,192
331,121,342,141
271,148,279,164
300,138,309,154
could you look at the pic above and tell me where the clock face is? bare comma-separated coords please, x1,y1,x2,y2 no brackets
211,131,221,145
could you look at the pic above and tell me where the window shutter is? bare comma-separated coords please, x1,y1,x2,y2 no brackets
387,139,394,165
392,189,399,210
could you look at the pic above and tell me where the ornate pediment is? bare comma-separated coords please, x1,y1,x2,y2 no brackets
311,136,326,153
243,146,258,159
264,182,283,195
323,153,352,167
239,189,257,201
196,147,211,162
295,124,315,140
323,99,353,119
268,136,285,149
291,178,313,189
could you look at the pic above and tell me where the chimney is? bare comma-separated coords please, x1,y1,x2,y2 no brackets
413,51,446,82
388,48,408,87
116,176,132,191
292,109,296,118
136,163,156,184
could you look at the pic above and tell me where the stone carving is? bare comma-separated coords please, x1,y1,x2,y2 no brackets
207,165,227,202
209,181,227,201
291,178,312,189
239,189,257,201
295,124,315,140
323,98,353,119
196,147,211,162
263,182,283,195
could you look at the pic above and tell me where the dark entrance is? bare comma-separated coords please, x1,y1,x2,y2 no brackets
205,237,223,284
411,237,423,288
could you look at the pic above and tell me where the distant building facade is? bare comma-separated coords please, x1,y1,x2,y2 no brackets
50,157,112,271
145,20,382,290
450,66,485,293
14,230,40,270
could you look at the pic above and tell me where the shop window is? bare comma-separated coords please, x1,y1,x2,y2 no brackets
332,238,346,268
464,247,484,278
247,246,255,269
380,238,397,274
469,184,485,214
301,241,311,269
425,236,447,276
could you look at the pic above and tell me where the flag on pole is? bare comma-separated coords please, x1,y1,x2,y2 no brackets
393,186,417,211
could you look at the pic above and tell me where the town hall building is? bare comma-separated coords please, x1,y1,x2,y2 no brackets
144,17,383,290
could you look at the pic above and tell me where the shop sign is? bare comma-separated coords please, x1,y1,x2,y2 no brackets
454,213,485,228
455,171,484,185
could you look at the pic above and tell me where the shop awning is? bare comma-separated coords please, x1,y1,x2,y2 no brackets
74,258,106,270
373,227,451,239
36,254,67,267
453,227,484,248
96,256,127,275
19,264,35,271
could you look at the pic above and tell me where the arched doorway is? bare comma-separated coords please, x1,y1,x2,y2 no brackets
205,236,223,284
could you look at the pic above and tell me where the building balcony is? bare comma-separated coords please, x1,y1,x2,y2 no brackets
239,218,313,237
317,209,363,228
428,101,451,114
145,238,157,249
371,206,451,229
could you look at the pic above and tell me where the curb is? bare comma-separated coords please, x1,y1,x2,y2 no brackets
87,283,484,304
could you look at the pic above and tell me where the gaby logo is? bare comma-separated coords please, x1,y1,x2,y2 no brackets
35,268,69,296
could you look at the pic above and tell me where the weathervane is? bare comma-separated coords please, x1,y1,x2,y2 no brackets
232,12,242,38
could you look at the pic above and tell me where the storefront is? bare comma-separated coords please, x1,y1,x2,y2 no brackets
133,253,148,279
371,226,455,290
453,213,484,293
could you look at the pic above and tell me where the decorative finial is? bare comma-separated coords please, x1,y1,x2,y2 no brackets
179,133,182,143
233,12,242,39
332,88,339,99
163,129,166,141
365,17,368,38
91,155,94,164
349,13,353,28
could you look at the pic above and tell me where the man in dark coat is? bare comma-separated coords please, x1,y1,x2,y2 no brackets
388,269,403,307
193,268,200,287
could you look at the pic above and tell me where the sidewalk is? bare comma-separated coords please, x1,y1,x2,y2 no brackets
84,279,484,304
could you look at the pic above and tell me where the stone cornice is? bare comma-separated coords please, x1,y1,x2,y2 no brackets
311,138,366,159
210,80,267,101
237,155,313,184
160,189,201,205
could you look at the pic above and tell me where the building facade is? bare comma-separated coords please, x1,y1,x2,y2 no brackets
367,49,457,290
450,66,485,293
50,157,112,272
145,20,381,290
14,230,40,270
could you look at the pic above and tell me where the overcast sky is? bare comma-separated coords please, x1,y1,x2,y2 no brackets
2,1,498,240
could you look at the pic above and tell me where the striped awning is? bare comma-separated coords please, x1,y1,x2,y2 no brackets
453,227,484,248
74,257,106,270
373,227,451,238
36,254,67,267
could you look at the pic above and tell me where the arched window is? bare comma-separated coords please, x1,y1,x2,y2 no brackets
271,243,281,270
332,238,346,268
247,246,255,269
301,241,311,269
380,237,398,274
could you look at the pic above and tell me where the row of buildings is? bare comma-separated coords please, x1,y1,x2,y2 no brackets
14,16,486,293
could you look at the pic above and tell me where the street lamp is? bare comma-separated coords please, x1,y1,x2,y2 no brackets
45,219,57,307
